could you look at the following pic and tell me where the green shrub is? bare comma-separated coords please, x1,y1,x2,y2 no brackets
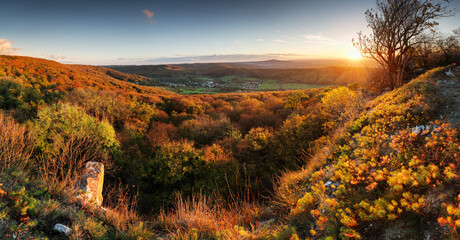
34,103,118,156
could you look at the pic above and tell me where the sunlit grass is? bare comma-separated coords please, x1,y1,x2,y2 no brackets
259,79,329,90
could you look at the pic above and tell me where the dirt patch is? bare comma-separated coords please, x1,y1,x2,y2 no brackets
435,66,460,129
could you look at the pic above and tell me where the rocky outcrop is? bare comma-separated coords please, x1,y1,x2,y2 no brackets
78,162,104,206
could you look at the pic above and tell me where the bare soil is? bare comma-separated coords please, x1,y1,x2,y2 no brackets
435,66,460,129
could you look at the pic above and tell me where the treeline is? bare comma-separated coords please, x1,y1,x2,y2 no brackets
108,64,370,86
413,29,460,70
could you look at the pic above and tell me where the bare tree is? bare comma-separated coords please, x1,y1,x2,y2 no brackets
413,32,438,68
436,29,460,65
412,27,460,68
39,136,114,187
353,0,453,89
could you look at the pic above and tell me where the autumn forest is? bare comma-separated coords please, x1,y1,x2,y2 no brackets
0,0,460,239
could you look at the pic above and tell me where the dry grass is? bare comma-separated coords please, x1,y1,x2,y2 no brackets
274,101,364,211
0,108,153,239
0,111,34,172
69,223,84,240
38,136,115,191
100,181,139,230
95,181,156,239
155,193,283,239
157,194,240,238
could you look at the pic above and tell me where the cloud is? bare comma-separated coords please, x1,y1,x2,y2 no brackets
302,34,347,46
142,9,155,23
281,35,297,40
41,54,67,61
123,53,305,64
0,39,21,55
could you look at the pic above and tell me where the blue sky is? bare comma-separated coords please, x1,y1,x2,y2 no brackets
0,0,458,65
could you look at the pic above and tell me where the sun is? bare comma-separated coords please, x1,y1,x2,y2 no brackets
347,49,363,60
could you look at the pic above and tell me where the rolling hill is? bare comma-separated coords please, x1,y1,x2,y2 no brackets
0,55,175,103
0,55,458,239
106,59,373,92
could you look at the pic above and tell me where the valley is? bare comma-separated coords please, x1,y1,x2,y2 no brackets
1,0,459,239
106,59,371,94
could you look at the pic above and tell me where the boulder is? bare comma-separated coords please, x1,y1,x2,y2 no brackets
79,161,104,205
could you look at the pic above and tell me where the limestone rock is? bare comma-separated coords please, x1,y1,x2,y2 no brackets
79,161,104,205
54,223,72,235
445,69,455,78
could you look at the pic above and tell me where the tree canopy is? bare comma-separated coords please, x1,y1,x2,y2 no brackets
353,0,453,89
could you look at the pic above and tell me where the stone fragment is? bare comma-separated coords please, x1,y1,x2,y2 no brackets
258,219,275,228
79,161,104,205
445,70,455,78
54,223,72,235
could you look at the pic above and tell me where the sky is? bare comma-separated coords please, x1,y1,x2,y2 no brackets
0,0,458,65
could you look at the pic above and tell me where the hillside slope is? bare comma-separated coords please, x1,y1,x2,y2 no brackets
0,55,175,103
277,66,460,239
0,56,458,239
0,55,357,239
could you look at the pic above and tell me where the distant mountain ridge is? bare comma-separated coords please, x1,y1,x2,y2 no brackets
107,58,375,69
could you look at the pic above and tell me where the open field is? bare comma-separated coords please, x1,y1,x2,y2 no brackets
107,60,371,94
174,87,217,94
258,79,329,90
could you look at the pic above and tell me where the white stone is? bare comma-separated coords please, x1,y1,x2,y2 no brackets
445,70,455,78
54,223,72,235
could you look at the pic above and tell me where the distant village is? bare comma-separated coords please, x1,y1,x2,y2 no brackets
157,76,263,91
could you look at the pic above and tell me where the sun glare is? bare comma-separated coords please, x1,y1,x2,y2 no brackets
347,49,363,60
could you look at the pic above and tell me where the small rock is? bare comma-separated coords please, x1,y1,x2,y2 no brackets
445,70,455,78
424,232,431,240
54,223,72,235
259,219,275,228
324,181,333,187
437,79,455,87
410,125,439,136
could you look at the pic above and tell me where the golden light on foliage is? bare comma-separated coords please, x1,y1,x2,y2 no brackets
347,49,362,60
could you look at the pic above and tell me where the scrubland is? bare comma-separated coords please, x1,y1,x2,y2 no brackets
0,55,458,239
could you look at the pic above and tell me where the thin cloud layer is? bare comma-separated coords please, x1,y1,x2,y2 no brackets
0,39,21,55
41,54,67,61
142,9,155,23
117,53,305,64
302,34,345,45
